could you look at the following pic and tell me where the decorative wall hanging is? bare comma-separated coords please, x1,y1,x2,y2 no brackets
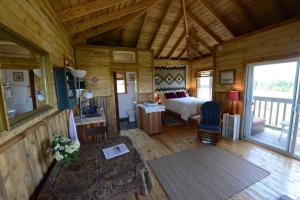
219,70,235,85
13,72,24,81
154,65,186,92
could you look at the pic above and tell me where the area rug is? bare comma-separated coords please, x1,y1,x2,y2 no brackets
148,145,270,200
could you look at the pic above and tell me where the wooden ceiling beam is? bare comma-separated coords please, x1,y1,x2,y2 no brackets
157,16,183,59
181,0,191,59
67,0,160,35
0,56,40,69
178,46,187,60
233,0,259,28
275,0,291,19
197,0,235,38
72,10,145,44
136,13,148,48
149,0,175,49
57,0,128,23
167,31,186,59
198,37,212,52
186,10,223,43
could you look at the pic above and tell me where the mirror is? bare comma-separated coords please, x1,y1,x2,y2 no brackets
0,27,48,129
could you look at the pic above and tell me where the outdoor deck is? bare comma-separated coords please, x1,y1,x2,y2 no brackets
251,127,300,155
251,96,300,156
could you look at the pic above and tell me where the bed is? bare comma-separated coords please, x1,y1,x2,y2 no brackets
162,96,205,121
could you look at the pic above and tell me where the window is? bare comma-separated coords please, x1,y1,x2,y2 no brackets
196,70,213,101
116,72,127,94
0,26,49,130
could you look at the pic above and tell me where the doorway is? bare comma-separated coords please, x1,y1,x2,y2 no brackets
243,58,300,158
113,71,138,131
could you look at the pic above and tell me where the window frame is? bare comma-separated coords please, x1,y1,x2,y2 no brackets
0,25,52,131
196,70,213,101
116,72,128,94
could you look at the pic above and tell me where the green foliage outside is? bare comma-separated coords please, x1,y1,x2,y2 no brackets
253,80,294,92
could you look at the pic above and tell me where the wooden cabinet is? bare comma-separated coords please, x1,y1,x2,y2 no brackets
137,105,165,135
53,67,77,110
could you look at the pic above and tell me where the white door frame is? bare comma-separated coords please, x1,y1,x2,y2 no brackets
290,58,300,158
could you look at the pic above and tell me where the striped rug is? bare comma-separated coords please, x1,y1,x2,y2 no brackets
148,145,270,200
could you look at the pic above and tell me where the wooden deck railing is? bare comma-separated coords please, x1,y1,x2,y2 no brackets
252,96,293,130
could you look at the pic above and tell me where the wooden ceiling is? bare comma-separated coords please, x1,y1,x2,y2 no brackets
48,0,300,60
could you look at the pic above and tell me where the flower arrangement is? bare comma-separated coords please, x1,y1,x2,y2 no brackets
48,136,80,164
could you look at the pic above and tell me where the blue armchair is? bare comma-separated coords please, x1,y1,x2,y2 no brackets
197,101,222,145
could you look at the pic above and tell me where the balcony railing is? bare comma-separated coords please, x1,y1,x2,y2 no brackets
252,96,293,130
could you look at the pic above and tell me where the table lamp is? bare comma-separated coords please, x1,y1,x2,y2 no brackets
228,90,239,115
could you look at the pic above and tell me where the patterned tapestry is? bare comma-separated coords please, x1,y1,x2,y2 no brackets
154,65,186,92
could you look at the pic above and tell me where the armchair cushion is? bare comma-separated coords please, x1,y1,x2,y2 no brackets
198,124,221,132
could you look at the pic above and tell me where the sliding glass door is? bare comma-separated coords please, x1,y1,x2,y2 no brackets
243,58,300,157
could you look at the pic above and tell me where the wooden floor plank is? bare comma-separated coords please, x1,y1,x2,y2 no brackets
121,124,300,200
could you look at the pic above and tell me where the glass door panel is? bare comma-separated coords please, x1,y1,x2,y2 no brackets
247,61,298,151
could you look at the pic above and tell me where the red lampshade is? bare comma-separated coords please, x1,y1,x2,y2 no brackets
228,90,239,101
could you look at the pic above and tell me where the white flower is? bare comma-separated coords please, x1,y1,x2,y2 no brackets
70,141,80,151
54,151,64,161
59,146,64,151
54,144,60,151
65,145,74,154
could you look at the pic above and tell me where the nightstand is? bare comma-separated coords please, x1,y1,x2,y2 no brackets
222,113,240,141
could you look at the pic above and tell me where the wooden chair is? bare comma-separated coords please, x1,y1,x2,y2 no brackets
82,126,108,143
197,101,222,145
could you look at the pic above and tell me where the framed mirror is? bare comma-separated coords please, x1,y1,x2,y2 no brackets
0,26,51,130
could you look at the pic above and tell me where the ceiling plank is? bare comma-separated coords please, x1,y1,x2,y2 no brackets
67,0,160,35
186,10,223,43
157,16,183,58
181,0,190,59
72,10,145,44
136,13,148,48
167,31,185,59
178,46,187,59
232,0,259,28
57,0,128,23
275,0,291,19
197,0,235,38
197,37,212,52
149,0,175,49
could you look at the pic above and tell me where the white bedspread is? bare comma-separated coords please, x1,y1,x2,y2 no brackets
164,97,205,121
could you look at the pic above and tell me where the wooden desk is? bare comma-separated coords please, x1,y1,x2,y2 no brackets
75,116,107,142
37,136,151,200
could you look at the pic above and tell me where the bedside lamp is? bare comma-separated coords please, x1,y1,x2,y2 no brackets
228,90,239,115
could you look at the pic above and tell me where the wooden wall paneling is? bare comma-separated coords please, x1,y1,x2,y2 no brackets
0,1,73,199
0,111,68,200
76,46,154,135
214,18,300,119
